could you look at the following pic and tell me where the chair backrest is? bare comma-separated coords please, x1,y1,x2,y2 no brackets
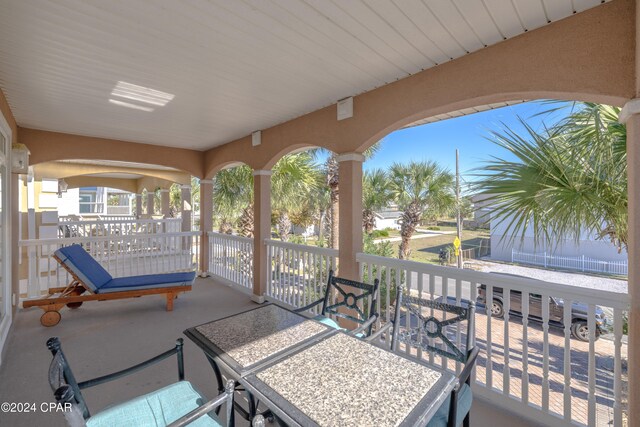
321,270,379,328
55,244,113,292
47,337,91,422
390,288,475,363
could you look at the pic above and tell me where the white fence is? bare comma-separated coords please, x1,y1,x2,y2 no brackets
58,218,182,238
265,240,338,313
207,232,253,291
512,249,628,276
19,231,200,299
357,253,628,427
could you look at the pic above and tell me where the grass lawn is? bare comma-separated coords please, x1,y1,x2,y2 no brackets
387,229,490,264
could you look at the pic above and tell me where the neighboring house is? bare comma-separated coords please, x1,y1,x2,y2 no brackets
490,212,627,263
374,207,402,231
471,194,492,228
38,179,133,218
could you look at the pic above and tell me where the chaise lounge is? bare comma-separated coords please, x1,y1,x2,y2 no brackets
23,244,195,326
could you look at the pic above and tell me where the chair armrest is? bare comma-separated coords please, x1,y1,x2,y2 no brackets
365,322,394,343
168,380,235,427
456,347,479,391
78,339,185,389
348,313,379,337
294,298,323,314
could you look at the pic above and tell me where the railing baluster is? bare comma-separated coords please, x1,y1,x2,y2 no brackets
542,294,550,412
486,284,493,390
587,303,596,425
503,286,510,395
563,298,572,421
613,308,623,427
521,291,529,405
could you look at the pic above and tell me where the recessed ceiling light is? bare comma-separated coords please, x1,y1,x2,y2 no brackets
111,81,174,107
108,99,155,112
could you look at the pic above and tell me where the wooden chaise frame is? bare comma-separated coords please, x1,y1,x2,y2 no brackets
23,253,192,327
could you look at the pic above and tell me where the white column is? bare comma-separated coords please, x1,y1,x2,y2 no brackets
252,170,271,303
620,99,640,424
180,184,192,232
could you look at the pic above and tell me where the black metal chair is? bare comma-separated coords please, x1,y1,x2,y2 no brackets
368,289,478,427
47,337,235,427
294,269,380,337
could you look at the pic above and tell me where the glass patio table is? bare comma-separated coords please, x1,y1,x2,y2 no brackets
184,303,336,420
241,331,458,427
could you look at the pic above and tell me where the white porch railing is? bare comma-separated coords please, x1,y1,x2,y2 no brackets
265,240,338,314
207,232,253,291
19,231,200,300
512,249,628,276
357,253,628,427
58,218,182,238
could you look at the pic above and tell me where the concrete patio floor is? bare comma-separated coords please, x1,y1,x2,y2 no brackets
0,277,538,426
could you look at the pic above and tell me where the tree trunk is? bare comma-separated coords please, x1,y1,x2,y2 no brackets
326,154,340,249
398,202,421,260
363,209,375,234
238,205,254,238
277,211,292,242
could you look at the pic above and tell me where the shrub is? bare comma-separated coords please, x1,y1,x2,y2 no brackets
370,229,390,239
426,226,440,231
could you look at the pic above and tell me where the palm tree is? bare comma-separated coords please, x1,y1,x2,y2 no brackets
390,161,455,260
473,102,627,252
212,165,253,235
211,153,320,240
271,152,320,241
320,141,381,249
362,169,393,234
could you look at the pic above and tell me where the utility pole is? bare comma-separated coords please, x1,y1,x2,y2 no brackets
456,149,463,269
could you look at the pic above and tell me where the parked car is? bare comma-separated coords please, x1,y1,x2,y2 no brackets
477,284,607,341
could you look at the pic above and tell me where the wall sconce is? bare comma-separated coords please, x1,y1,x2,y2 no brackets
11,143,30,174
57,179,68,197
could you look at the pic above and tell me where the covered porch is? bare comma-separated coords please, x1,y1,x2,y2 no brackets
0,277,534,427
0,0,638,426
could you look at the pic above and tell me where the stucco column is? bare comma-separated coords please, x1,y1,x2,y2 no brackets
252,170,272,303
134,193,142,219
337,153,364,280
180,184,192,232
146,190,155,216
621,99,640,426
199,179,213,275
160,189,170,218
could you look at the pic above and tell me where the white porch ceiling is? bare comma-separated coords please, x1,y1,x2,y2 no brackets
0,0,607,151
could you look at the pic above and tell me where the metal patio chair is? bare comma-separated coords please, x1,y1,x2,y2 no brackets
47,337,235,427
368,289,478,427
294,269,380,337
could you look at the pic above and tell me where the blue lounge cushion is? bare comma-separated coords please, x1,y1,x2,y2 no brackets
98,272,196,294
86,380,221,427
427,383,472,427
55,245,113,292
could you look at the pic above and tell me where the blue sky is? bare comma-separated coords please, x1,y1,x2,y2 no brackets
364,100,571,182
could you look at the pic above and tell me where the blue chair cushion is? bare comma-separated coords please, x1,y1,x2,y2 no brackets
427,383,472,427
55,245,113,292
86,380,221,427
98,271,196,294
